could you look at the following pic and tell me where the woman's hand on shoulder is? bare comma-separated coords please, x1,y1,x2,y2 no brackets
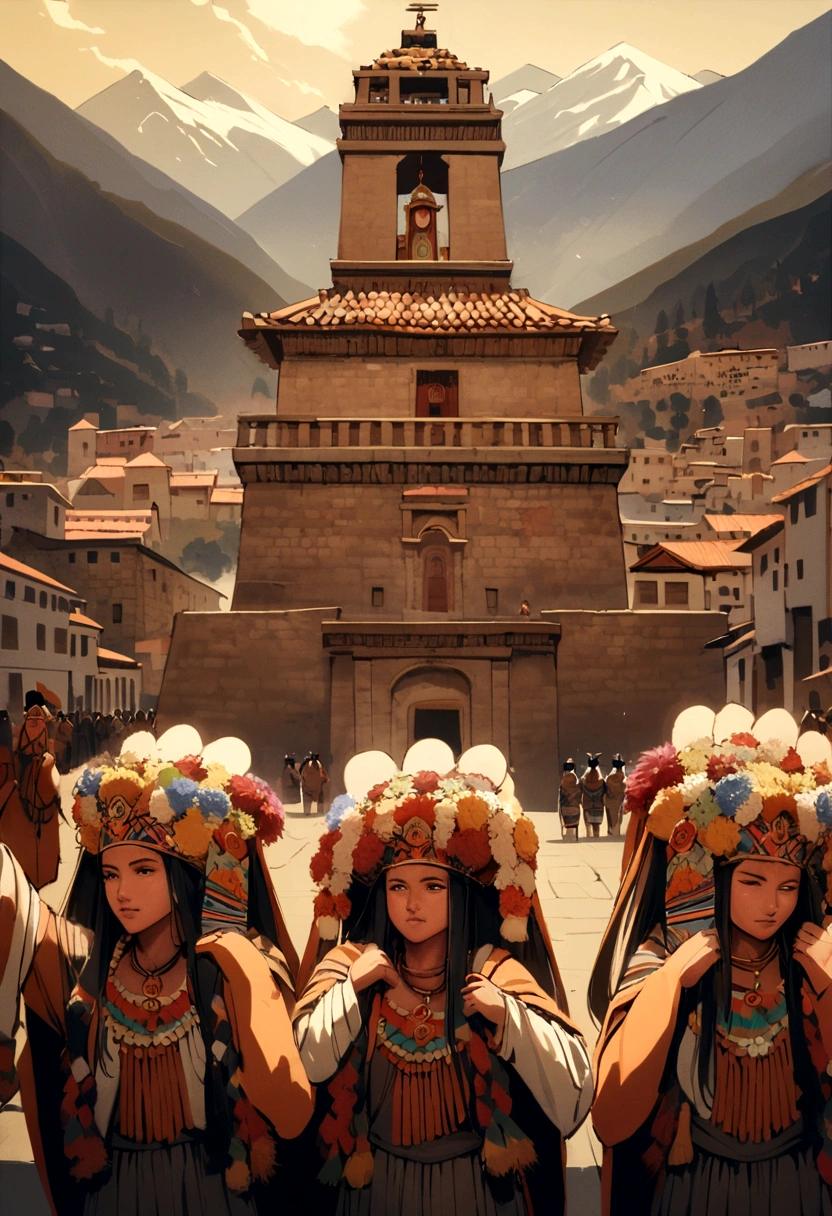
664,929,720,989
349,944,397,993
794,922,832,995
462,973,507,1044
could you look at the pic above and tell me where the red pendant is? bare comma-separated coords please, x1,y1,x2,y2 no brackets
413,1022,434,1047
142,975,162,1013
743,990,762,1007
412,1003,430,1022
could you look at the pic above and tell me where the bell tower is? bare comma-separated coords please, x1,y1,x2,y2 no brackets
334,2,510,293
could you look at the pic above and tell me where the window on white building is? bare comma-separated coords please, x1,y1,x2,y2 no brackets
1,616,18,650
81,635,89,658
54,628,67,655
36,624,46,651
635,580,659,606
797,560,804,579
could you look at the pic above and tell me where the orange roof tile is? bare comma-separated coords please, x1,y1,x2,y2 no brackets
631,540,752,573
702,513,783,537
97,647,141,668
771,451,810,465
210,487,243,504
170,472,217,487
69,419,97,431
0,552,76,593
126,452,168,469
372,47,468,70
244,288,615,338
771,462,832,503
70,610,103,630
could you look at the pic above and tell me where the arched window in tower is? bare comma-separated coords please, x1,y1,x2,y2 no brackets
396,153,449,261
424,549,450,612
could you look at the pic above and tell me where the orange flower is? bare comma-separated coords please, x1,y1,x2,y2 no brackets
698,815,741,857
514,816,539,864
78,821,100,854
314,891,335,919
499,886,532,918
172,806,214,859
762,791,797,823
225,1160,251,1193
812,761,832,786
455,794,489,833
666,862,705,901
334,892,351,919
310,830,340,883
393,794,436,827
646,788,685,841
446,826,492,872
213,819,248,860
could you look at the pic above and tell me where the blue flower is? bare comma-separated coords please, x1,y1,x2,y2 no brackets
326,793,355,831
196,787,231,819
75,768,103,797
166,777,200,818
713,773,752,818
817,790,832,826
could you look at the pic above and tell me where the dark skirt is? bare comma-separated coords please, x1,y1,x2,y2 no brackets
84,1135,255,1216
654,1115,832,1216
335,1145,526,1216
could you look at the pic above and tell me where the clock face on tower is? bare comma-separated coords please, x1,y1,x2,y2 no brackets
414,207,432,230
414,235,433,260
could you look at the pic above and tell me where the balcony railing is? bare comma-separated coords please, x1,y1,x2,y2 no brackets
236,415,619,451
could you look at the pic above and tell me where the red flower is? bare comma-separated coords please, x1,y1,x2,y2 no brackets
367,781,390,802
412,770,440,794
780,747,805,774
707,754,739,782
334,892,351,919
812,760,832,786
176,754,208,782
624,744,684,815
228,774,264,816
310,830,340,883
352,831,385,876
393,793,436,827
499,886,531,919
213,819,249,860
227,774,284,842
446,827,491,872
255,801,284,845
730,732,759,748
669,818,697,855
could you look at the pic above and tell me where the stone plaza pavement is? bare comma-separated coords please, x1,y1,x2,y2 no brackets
0,778,624,1215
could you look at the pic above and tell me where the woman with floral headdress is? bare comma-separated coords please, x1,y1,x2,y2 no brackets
0,738,313,1216
293,769,593,1216
588,727,832,1215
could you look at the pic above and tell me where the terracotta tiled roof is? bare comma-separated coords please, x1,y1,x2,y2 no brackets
631,540,752,573
81,463,125,480
0,552,76,593
69,419,97,431
126,452,168,469
210,488,244,504
170,472,217,487
372,47,467,70
98,647,141,668
247,288,615,337
70,610,102,630
771,451,810,465
771,462,832,503
703,513,783,537
66,509,152,540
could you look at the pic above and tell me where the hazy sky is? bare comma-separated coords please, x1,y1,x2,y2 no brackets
3,0,830,118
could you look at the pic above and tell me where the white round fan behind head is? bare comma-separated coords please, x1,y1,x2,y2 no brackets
120,730,157,761
344,751,397,800
671,706,716,750
155,723,203,760
402,738,455,778
796,730,832,769
202,736,251,776
752,708,798,748
713,703,755,744
456,744,508,791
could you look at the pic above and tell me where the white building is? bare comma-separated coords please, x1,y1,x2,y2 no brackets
628,540,751,619
0,472,71,544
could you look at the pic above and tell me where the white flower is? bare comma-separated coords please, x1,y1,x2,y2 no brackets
317,915,340,940
500,916,528,943
388,772,414,798
732,746,758,763
795,791,823,841
758,738,789,764
229,809,256,840
434,800,457,850
438,776,467,798
679,774,710,807
487,811,516,867
494,860,535,897
143,759,165,784
374,809,396,842
149,788,174,824
119,750,139,766
734,790,763,827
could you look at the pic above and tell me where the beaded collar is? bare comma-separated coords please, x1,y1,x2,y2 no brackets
104,937,198,1048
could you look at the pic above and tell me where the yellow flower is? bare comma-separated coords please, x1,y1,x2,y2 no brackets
698,815,741,857
646,788,685,840
78,821,100,853
99,767,144,801
679,747,709,775
172,806,214,859
342,1150,374,1188
514,816,539,864
455,794,490,833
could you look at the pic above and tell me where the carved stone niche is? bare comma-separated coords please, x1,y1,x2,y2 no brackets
401,486,468,615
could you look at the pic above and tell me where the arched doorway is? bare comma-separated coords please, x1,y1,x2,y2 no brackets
420,529,453,612
391,666,471,760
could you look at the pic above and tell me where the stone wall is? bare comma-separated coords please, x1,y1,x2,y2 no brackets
233,481,628,613
553,609,726,768
156,609,333,782
338,154,399,261
275,356,584,417
447,155,508,262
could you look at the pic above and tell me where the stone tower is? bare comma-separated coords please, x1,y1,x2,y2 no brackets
156,9,724,808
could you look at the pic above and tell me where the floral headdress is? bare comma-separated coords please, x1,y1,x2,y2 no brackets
310,769,539,942
71,729,284,932
625,709,832,936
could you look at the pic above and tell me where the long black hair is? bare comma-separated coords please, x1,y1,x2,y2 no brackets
693,858,824,1124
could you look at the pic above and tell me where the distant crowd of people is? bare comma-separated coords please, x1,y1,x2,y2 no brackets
0,705,158,774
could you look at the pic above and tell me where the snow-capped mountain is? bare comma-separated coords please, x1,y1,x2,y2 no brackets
501,42,701,170
77,68,335,219
489,64,561,115
294,105,341,142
